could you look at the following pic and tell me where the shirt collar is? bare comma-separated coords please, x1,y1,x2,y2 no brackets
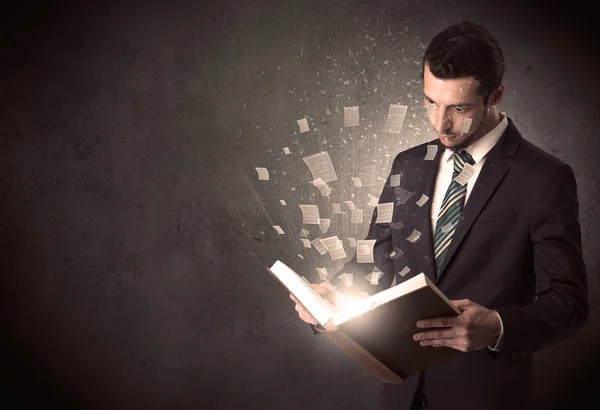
442,113,508,164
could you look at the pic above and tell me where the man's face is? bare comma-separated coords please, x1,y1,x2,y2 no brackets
423,63,489,150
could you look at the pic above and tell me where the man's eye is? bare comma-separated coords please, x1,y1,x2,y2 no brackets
454,107,467,113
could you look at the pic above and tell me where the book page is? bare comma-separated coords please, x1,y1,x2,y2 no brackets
268,260,335,326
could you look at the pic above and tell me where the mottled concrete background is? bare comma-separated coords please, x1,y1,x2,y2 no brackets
1,0,598,409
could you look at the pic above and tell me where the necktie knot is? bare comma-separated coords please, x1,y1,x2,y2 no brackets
453,150,475,173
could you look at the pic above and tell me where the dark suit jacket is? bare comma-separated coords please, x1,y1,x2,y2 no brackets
329,117,589,410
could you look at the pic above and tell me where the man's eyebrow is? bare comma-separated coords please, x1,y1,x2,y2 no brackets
424,93,471,108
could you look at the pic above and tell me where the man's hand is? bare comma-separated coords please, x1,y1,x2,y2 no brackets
289,284,328,325
412,299,502,352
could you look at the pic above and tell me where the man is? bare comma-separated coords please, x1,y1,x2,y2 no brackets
291,21,589,410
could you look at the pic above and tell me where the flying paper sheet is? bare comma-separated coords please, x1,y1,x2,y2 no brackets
347,238,357,248
302,151,338,183
350,177,362,188
297,254,304,259
310,178,332,197
376,202,394,223
283,147,291,155
356,239,376,263
297,118,310,133
344,200,357,211
461,118,473,134
301,238,312,248
299,204,320,225
272,225,285,235
365,270,384,285
315,267,328,281
321,235,347,261
351,209,363,224
279,199,287,206
255,167,269,180
390,174,401,187
454,163,476,186
344,106,359,127
386,246,404,260
319,218,331,233
323,281,337,291
382,104,408,134
424,144,438,161
399,266,411,277
415,194,429,207
358,165,376,187
407,229,422,243
337,273,354,288
425,103,435,117
390,221,404,229
393,187,415,204
300,228,310,238
368,194,379,207
311,238,328,255
332,203,342,214
441,222,455,233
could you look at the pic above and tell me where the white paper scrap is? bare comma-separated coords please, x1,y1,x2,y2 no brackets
406,229,422,243
255,167,269,180
350,177,362,188
424,145,438,161
318,218,331,233
415,194,429,207
454,163,475,186
299,204,320,225
344,106,359,127
320,236,347,261
376,202,394,223
351,209,363,224
302,151,338,183
338,273,354,288
461,118,473,134
356,239,376,263
311,238,328,255
382,104,408,134
297,118,309,133
399,266,411,277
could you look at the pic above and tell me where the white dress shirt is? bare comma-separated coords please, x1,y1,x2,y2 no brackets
430,113,508,351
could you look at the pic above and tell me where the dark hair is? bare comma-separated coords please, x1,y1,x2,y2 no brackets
421,21,505,104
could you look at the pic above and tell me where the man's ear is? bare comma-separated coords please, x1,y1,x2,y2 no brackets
490,83,504,105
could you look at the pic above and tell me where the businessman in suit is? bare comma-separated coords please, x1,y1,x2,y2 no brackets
290,21,588,410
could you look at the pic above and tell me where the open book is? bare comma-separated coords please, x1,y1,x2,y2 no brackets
268,260,462,384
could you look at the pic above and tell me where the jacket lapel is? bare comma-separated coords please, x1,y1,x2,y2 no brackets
414,140,444,282
435,118,521,282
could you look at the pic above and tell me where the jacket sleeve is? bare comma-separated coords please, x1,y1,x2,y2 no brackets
491,163,589,358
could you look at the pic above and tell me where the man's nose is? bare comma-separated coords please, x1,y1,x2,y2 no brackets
433,107,451,133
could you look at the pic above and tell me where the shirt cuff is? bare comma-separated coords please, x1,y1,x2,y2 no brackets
487,310,504,351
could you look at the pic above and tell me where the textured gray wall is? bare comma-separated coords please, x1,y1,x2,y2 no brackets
1,0,598,409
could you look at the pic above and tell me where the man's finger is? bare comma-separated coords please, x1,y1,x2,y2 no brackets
416,315,461,328
413,328,458,341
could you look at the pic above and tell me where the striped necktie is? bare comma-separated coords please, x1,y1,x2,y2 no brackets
433,150,476,276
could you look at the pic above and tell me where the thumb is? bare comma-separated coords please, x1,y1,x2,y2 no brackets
450,299,472,310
